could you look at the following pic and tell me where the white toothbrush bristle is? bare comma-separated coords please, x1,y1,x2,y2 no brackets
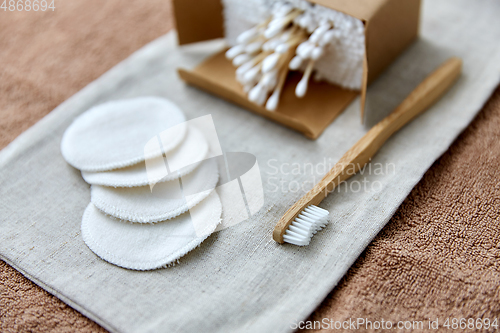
283,205,329,246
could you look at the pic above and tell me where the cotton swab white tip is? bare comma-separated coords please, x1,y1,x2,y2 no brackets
243,66,261,83
269,17,287,28
263,38,281,52
262,53,281,73
297,42,315,59
236,28,258,44
248,84,263,102
225,45,245,60
295,78,308,98
318,22,332,33
293,13,303,25
279,29,294,42
275,43,290,54
236,61,254,76
289,55,304,70
282,205,329,246
295,60,314,98
261,71,278,89
319,29,338,47
309,23,331,44
306,20,318,33
256,89,268,106
264,23,285,39
245,40,263,54
296,41,309,55
310,46,324,60
233,54,251,66
297,14,312,29
265,90,280,111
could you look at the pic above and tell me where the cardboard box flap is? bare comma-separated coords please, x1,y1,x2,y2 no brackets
178,50,358,139
360,50,369,122
172,0,387,45
173,0,224,45
361,0,420,120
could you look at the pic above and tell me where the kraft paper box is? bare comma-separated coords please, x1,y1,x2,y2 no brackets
174,0,421,139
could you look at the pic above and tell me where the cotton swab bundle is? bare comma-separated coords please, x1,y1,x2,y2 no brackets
295,59,314,98
265,66,287,111
223,0,362,111
222,0,366,105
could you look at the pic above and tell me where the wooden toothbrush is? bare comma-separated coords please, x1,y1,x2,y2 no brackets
273,57,462,245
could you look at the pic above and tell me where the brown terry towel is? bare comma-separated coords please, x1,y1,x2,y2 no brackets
1,1,173,332
1,1,499,332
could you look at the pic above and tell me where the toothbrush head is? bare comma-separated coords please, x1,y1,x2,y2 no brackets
281,205,329,246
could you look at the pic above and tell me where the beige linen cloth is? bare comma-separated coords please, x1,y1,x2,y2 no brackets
1,0,500,332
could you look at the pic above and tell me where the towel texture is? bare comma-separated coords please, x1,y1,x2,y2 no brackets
0,0,174,331
1,1,499,332
305,85,500,332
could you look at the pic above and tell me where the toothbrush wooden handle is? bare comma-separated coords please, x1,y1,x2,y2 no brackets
273,57,462,243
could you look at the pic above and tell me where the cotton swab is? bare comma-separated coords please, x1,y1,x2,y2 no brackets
236,61,254,77
235,51,269,77
275,33,306,53
262,37,281,51
245,38,265,54
297,13,313,30
319,29,338,47
310,46,324,60
306,19,318,33
262,53,281,73
279,25,299,42
261,70,278,89
243,65,262,83
264,10,301,38
265,86,282,111
269,9,301,28
296,41,315,59
228,3,344,107
266,51,294,111
236,27,259,44
309,23,331,44
289,55,304,70
256,87,268,106
233,53,252,66
264,24,286,39
225,44,246,60
248,83,265,103
295,60,315,98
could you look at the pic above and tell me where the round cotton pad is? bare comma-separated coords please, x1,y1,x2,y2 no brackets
81,126,209,187
90,158,219,223
61,97,186,172
81,191,222,270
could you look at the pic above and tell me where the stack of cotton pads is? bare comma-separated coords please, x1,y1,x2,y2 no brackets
223,0,365,110
61,97,222,270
